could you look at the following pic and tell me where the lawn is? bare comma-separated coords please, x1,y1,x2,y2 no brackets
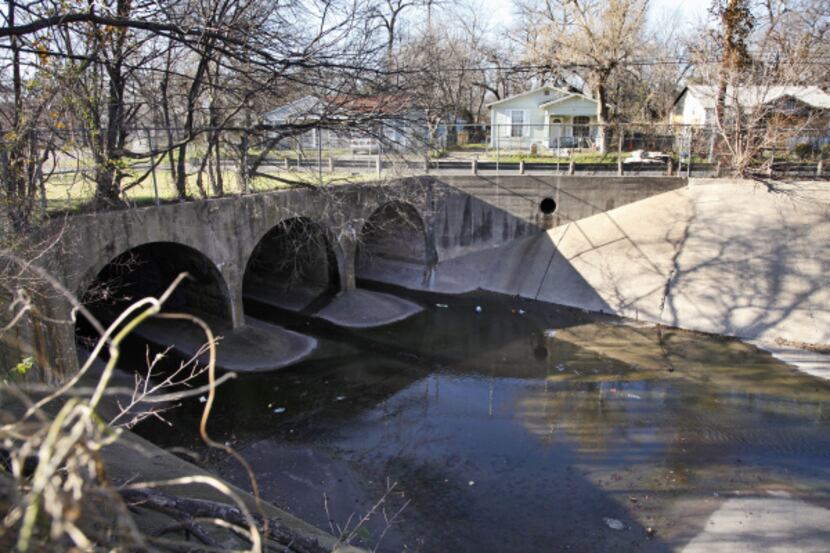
43,167,383,213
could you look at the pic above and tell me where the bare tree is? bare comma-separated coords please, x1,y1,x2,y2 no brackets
516,0,650,152
686,0,830,175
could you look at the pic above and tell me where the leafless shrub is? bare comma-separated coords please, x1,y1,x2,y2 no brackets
0,272,331,552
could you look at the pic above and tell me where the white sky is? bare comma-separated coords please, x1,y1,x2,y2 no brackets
477,0,712,33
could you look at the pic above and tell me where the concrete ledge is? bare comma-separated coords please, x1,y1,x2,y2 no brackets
314,289,423,328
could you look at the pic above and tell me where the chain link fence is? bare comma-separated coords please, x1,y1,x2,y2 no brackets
5,121,829,212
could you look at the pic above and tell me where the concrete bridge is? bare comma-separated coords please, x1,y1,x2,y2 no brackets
3,175,684,377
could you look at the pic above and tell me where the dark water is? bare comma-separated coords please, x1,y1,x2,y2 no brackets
135,288,830,552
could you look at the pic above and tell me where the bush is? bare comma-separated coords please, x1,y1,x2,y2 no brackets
820,144,830,160
793,142,815,160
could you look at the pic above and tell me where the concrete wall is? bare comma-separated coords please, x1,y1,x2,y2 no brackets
420,179,830,354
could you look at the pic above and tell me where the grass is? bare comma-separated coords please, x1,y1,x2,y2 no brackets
482,151,711,164
43,167,381,213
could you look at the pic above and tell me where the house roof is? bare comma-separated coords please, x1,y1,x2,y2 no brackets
486,86,593,108
262,95,323,123
262,93,419,124
538,93,596,109
679,85,830,110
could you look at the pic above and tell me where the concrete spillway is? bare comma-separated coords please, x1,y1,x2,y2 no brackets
409,180,830,368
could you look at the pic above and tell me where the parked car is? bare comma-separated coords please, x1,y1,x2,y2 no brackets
350,137,379,154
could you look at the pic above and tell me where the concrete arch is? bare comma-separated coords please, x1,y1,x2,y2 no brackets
77,241,235,325
355,201,437,286
242,217,341,312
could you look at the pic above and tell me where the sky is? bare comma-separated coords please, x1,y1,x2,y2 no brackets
478,0,712,33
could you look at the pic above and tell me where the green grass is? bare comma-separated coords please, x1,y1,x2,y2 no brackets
480,151,710,164
43,168,381,213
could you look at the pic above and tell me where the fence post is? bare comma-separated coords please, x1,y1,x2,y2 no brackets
146,128,160,205
239,129,250,195
818,159,824,177
284,156,289,170
519,160,525,175
666,157,674,177
768,145,775,178
496,125,500,174
617,126,624,176
471,159,477,175
376,152,381,179
317,128,323,185
568,159,575,175
329,156,334,172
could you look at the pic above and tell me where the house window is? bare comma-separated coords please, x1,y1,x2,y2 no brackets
573,116,590,138
510,110,524,137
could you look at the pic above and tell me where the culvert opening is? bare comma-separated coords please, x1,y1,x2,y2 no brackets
74,242,233,357
243,217,340,312
539,197,557,215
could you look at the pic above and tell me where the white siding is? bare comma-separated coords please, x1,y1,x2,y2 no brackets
543,96,597,117
682,93,707,126
489,90,557,148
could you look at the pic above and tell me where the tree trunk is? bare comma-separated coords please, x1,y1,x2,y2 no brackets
594,79,609,154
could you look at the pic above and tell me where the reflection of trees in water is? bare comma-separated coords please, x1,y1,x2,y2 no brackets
517,320,830,466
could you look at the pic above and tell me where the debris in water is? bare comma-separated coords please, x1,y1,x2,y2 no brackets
625,393,642,400
603,518,625,530
645,527,656,539
543,329,557,338
468,480,475,486
436,303,449,308
273,407,286,414
556,363,566,372
518,309,526,315
198,396,207,403
475,306,482,313
335,395,347,401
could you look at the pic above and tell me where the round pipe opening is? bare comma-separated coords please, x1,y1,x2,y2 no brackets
539,197,557,215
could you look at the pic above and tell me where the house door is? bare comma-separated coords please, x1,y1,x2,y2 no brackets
549,117,563,147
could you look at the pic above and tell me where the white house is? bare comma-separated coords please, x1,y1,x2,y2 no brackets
670,85,830,127
487,86,600,150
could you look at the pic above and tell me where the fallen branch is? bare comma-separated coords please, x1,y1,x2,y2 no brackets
120,487,328,553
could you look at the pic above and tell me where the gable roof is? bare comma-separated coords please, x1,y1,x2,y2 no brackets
262,95,323,123
678,85,830,110
538,93,597,109
262,93,420,125
486,86,593,108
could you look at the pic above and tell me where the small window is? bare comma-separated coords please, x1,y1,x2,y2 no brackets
510,110,524,137
573,116,590,138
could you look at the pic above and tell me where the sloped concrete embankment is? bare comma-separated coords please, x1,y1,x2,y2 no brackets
407,180,830,373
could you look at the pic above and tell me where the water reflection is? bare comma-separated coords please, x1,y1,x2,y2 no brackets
136,289,830,552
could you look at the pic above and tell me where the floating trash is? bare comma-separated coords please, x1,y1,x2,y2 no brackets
468,480,475,486
273,407,286,414
603,518,625,530
198,396,207,403
543,329,557,338
518,309,526,315
335,395,347,401
475,306,482,313
436,303,449,308
556,363,566,372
